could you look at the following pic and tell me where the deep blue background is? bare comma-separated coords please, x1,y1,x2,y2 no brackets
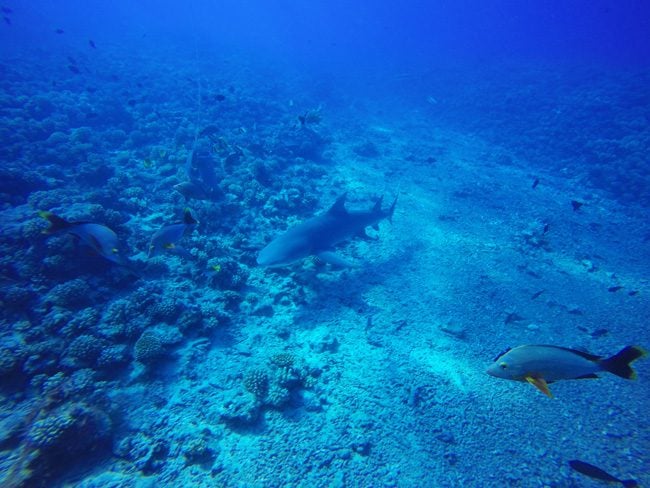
2,1,648,203
4,1,649,76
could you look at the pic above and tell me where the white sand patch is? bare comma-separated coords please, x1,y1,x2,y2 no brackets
369,125,394,134
410,347,481,394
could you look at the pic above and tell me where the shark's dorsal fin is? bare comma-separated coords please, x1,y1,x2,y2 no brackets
328,193,348,216
372,196,384,213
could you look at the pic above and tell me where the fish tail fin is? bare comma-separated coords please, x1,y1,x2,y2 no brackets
183,208,198,225
622,480,639,488
38,211,71,234
600,346,647,379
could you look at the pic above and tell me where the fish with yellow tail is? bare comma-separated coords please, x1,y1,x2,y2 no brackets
486,344,646,398
39,211,128,266
148,209,198,259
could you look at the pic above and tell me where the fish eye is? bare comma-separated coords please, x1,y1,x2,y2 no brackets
499,362,508,369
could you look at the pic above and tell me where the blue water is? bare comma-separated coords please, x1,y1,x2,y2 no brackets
1,1,649,486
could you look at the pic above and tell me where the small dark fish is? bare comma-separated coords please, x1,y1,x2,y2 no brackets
68,65,80,74
571,200,583,211
569,460,638,487
608,285,623,293
542,222,550,234
3,15,10,25
55,28,64,34
530,290,545,300
590,328,608,338
127,99,137,106
531,177,539,189
628,290,639,296
213,93,225,102
67,55,77,65
298,115,306,126
2,6,13,14
504,312,524,324
200,125,219,137
89,39,96,49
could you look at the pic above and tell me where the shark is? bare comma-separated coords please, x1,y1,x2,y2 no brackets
257,193,397,268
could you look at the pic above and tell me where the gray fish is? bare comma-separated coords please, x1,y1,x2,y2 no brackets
148,209,198,258
39,211,128,266
487,344,646,398
173,181,211,201
257,193,397,268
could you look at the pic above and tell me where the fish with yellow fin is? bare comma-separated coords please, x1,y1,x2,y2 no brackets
487,344,646,398
39,211,128,266
147,209,198,259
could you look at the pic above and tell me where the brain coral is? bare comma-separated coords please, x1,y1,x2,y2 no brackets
243,369,268,399
66,335,104,363
133,332,165,364
96,344,129,369
26,402,111,452
47,279,91,308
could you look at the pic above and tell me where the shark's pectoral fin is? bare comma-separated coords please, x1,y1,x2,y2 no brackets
317,252,356,268
358,230,378,241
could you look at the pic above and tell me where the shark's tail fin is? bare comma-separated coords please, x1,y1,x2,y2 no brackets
386,195,398,223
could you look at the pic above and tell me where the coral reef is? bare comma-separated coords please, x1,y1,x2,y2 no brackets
46,278,92,308
243,369,269,399
0,18,648,488
3,402,114,486
133,332,166,365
